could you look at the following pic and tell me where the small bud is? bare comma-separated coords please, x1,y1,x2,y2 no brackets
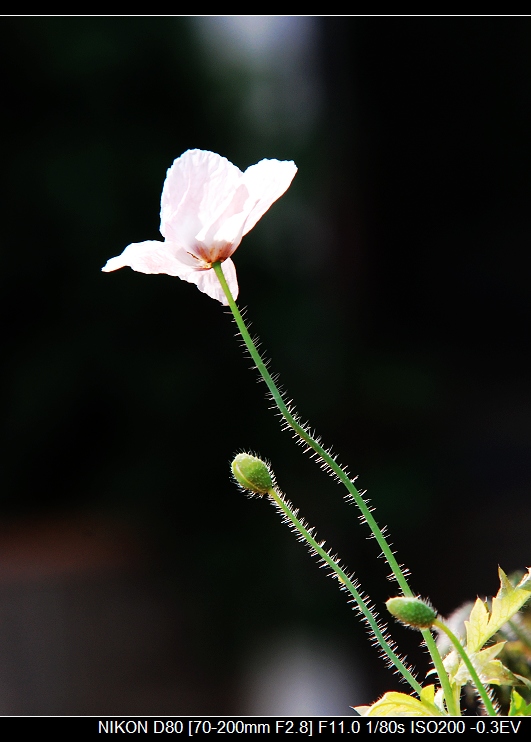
231,453,274,495
386,596,437,629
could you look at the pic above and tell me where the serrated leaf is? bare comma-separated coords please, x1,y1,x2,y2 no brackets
465,598,490,653
439,568,531,702
499,567,515,596
354,690,444,717
477,641,506,663
515,568,531,592
481,659,520,686
450,643,519,687
509,689,531,716
487,569,531,642
465,569,531,654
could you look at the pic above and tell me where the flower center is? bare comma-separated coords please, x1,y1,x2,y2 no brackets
188,242,233,268
187,251,213,270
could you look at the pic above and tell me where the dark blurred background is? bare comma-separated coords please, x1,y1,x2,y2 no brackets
1,16,530,714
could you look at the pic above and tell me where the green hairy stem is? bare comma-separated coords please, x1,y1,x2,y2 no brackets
213,261,455,712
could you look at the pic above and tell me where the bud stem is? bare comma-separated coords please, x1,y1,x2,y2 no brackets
432,618,497,717
265,483,422,694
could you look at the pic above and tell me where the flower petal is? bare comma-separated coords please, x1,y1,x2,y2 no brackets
160,150,242,250
201,158,298,249
240,158,297,236
103,151,295,304
194,182,249,256
180,257,238,305
101,240,191,277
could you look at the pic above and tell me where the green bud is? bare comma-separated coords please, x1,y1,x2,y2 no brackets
386,596,437,629
231,453,274,495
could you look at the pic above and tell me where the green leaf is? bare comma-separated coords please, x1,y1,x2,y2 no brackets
354,688,444,717
466,569,531,653
514,674,531,691
509,690,531,716
481,659,520,686
439,568,531,711
487,569,531,641
420,685,436,704
466,598,490,653
445,641,520,687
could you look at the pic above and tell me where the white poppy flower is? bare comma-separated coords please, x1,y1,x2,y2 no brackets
102,149,297,304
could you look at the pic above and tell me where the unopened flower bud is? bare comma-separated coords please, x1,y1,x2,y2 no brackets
386,596,437,629
231,453,274,495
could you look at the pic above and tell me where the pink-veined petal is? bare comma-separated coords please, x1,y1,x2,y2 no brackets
101,240,192,277
194,182,249,253
103,150,295,304
240,158,297,236
160,150,242,250
180,257,238,305
195,159,298,255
